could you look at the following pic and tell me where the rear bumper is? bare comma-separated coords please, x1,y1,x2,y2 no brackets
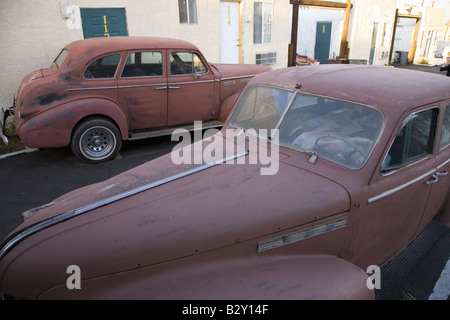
0,107,16,146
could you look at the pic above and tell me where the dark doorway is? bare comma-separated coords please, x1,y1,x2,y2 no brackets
315,22,332,64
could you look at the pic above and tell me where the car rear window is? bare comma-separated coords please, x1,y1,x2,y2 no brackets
54,49,69,68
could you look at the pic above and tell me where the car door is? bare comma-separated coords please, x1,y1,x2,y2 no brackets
117,50,167,130
354,106,440,269
416,102,450,232
74,53,121,103
167,50,218,126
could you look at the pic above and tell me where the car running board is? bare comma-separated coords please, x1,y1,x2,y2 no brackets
129,120,223,141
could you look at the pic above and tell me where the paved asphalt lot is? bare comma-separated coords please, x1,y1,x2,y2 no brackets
0,64,448,300
0,136,180,241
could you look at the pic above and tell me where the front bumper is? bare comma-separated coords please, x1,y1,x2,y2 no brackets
0,107,16,146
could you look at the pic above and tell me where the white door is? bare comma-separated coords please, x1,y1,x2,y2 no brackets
220,2,240,63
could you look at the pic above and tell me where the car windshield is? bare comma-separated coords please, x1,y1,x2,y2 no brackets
54,49,69,68
228,85,384,169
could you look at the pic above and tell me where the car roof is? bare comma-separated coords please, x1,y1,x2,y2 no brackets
250,65,450,116
65,36,200,57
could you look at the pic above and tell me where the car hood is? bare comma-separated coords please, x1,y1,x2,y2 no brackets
0,134,350,298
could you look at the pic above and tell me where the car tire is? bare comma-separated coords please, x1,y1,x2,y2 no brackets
71,117,122,163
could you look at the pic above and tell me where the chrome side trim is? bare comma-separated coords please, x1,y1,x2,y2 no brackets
222,81,236,86
0,151,248,261
65,86,117,92
257,217,347,253
118,83,168,89
437,158,450,170
367,169,436,204
64,76,252,91
220,75,255,81
169,79,215,85
66,83,170,91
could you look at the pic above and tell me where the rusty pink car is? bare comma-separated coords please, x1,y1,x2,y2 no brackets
0,65,449,300
0,36,270,163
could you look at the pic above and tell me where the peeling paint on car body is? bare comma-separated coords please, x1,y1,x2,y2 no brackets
7,36,270,157
1,65,448,300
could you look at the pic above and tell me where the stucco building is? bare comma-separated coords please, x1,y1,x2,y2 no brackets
1,0,449,113
0,0,290,111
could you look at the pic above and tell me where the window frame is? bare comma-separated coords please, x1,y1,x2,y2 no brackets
120,51,164,78
83,54,122,80
169,51,208,76
253,2,273,44
381,106,439,175
229,85,385,170
178,0,198,24
54,49,69,69
439,103,450,150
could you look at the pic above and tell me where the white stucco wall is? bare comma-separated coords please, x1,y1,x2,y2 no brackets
240,0,290,68
0,0,220,110
347,0,396,64
296,6,345,61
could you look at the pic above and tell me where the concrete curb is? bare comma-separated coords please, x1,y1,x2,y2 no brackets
0,148,39,160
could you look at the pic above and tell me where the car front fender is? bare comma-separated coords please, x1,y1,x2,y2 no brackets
18,98,129,148
39,255,374,300
435,190,450,226
219,92,240,122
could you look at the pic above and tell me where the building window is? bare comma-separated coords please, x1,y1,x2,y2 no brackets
381,23,387,47
178,0,198,24
254,2,273,44
256,52,277,65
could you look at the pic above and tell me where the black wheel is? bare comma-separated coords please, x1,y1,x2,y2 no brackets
71,117,122,163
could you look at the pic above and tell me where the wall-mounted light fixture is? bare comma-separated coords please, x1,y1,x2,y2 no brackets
60,2,73,19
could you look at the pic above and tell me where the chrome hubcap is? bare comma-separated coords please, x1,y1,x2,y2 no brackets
79,126,116,160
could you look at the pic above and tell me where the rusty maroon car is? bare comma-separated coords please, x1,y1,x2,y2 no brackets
0,65,449,300
0,36,270,163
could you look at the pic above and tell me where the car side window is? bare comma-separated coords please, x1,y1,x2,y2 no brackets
439,103,450,149
84,54,120,79
121,51,163,77
382,108,438,173
170,51,207,75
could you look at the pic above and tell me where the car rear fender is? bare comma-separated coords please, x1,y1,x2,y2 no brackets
39,255,374,300
19,98,129,148
67,98,129,140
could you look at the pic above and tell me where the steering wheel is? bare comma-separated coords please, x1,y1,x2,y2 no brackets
314,134,365,166
258,103,278,115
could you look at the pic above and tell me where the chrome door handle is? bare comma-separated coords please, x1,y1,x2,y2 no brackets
437,171,448,177
168,86,180,90
155,87,168,90
426,174,439,185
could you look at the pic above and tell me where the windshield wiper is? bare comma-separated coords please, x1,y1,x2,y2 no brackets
300,149,318,164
